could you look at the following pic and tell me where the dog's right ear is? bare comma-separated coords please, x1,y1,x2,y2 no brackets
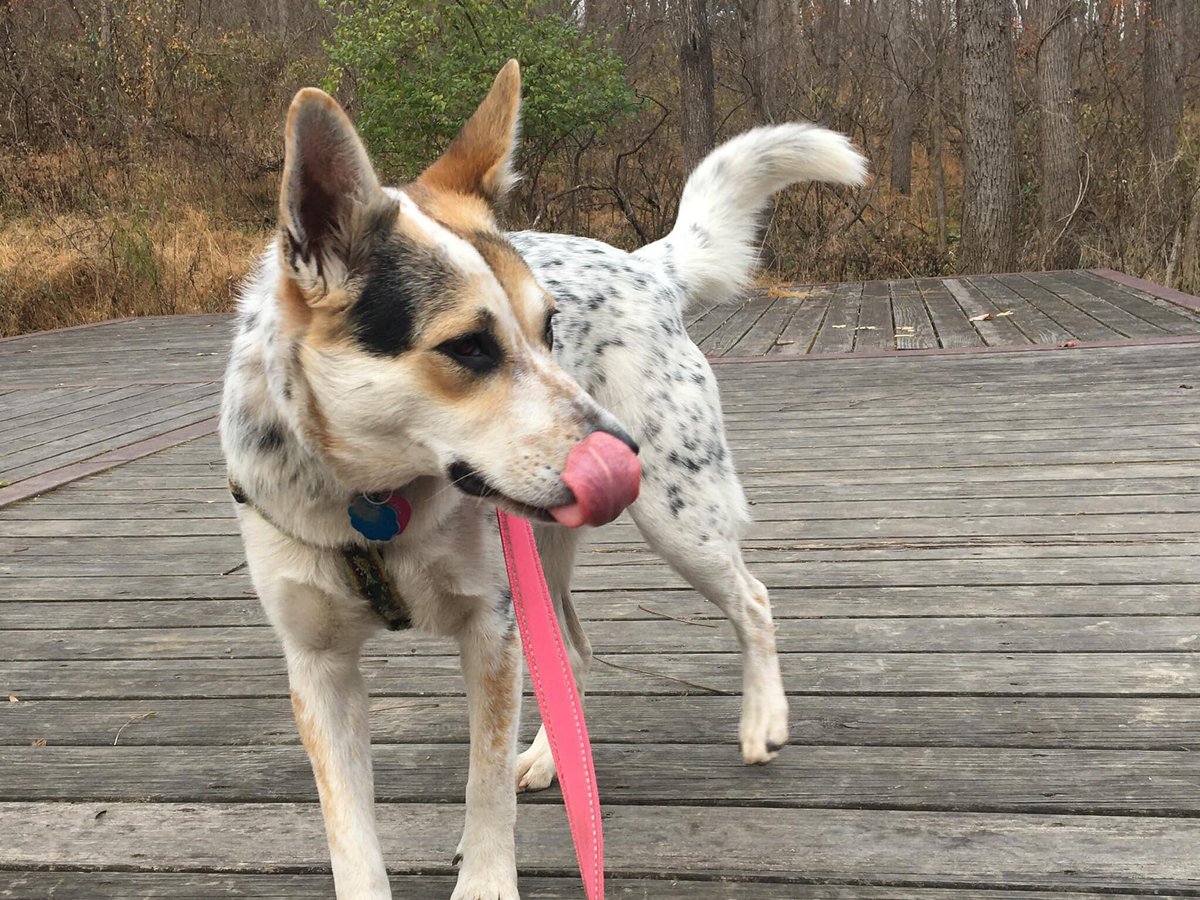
279,88,388,298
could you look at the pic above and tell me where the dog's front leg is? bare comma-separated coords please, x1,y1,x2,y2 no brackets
287,639,391,899
452,607,522,900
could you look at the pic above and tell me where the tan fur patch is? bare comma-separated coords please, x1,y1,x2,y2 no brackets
402,181,496,237
475,633,521,755
291,690,344,852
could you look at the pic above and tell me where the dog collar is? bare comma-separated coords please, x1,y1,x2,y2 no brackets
228,480,412,631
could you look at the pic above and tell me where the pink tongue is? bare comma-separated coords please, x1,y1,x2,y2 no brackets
549,432,641,528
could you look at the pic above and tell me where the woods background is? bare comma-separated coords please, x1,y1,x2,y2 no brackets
1,0,1197,336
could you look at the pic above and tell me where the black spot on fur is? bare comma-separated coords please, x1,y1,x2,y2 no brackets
350,243,422,356
257,423,285,453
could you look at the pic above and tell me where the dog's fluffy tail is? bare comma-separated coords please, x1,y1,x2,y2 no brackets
635,124,867,309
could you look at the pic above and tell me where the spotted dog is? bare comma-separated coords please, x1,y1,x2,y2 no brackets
220,60,866,899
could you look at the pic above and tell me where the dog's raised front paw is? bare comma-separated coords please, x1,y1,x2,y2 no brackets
450,867,519,900
515,731,556,793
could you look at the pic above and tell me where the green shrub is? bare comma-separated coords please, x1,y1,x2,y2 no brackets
322,0,638,180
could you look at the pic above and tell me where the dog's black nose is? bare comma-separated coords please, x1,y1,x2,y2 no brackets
596,425,639,455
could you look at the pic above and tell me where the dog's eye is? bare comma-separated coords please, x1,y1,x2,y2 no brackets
543,311,557,349
437,333,500,373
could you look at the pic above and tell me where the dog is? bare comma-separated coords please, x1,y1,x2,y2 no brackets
220,59,866,899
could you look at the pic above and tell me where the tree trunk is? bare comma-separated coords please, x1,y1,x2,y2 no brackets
931,64,948,255
1144,0,1182,282
888,0,913,194
741,0,789,124
275,0,290,41
957,0,1019,275
819,0,843,127
678,0,715,174
1144,0,1180,165
1035,0,1081,269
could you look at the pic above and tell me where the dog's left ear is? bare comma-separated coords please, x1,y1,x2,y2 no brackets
279,88,387,292
418,59,522,206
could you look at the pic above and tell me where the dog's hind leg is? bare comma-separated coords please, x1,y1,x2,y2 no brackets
600,347,788,765
513,524,589,792
629,485,788,764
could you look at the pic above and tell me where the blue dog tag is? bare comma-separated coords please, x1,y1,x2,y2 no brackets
348,495,400,541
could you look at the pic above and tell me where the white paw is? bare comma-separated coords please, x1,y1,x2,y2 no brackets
450,866,519,900
739,683,789,765
515,730,556,793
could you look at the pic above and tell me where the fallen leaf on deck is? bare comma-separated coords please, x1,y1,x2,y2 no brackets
1057,340,1078,349
8,695,17,703
969,313,993,322
996,310,1015,317
775,339,796,346
31,738,47,747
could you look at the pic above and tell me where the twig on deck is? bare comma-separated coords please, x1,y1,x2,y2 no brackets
593,655,733,695
113,711,159,746
636,604,718,628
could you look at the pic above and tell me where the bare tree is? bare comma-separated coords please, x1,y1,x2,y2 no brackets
739,0,790,124
678,0,715,173
1144,0,1181,165
1035,0,1082,268
887,0,913,194
957,0,1019,274
1144,0,1183,281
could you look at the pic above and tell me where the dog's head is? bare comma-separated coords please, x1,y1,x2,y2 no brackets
273,61,636,523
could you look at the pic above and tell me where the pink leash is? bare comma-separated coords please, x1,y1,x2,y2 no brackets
497,510,605,899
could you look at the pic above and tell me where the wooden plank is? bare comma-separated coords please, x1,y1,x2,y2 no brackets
853,280,893,350
727,290,798,356
766,285,836,355
968,276,1074,344
5,544,1200,596
9,695,1197,750
1,389,219,477
1066,270,1200,334
1023,273,1168,338
3,652,1197,699
4,744,1197,815
942,278,1027,346
917,278,986,348
4,545,1200,585
699,291,778,357
1089,267,1200,315
809,282,863,353
0,872,1168,900
4,615,1198,661
890,279,938,349
7,581,1200,629
0,383,206,448
686,301,741,345
4,801,1200,891
1003,276,1123,341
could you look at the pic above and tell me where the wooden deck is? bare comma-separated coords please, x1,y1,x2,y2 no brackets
691,268,1200,357
2,269,1200,898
